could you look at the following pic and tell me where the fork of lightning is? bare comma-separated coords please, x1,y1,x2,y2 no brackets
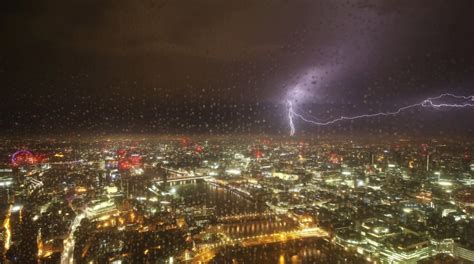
287,93,474,136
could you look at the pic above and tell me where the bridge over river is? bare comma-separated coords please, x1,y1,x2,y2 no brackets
192,227,328,263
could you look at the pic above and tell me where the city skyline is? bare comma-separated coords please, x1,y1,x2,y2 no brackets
0,136,473,263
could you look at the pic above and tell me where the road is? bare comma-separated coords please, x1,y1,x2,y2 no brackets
2,205,12,257
61,212,85,264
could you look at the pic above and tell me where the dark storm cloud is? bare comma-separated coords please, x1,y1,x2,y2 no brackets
2,0,306,59
1,0,473,134
2,0,315,103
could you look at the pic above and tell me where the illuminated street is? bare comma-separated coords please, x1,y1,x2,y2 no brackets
1,0,474,263
61,212,85,264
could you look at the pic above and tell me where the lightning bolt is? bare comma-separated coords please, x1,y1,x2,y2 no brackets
287,100,296,136
288,93,474,136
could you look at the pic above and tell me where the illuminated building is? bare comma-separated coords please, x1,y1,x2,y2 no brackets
380,233,431,263
85,199,118,219
454,243,474,262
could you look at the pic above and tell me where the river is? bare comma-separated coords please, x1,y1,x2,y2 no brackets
175,182,266,216
176,183,366,263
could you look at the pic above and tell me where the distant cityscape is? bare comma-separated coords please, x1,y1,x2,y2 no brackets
0,136,473,263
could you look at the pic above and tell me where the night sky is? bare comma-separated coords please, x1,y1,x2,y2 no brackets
1,0,474,136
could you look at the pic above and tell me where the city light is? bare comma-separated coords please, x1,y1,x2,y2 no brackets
2,1,474,263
